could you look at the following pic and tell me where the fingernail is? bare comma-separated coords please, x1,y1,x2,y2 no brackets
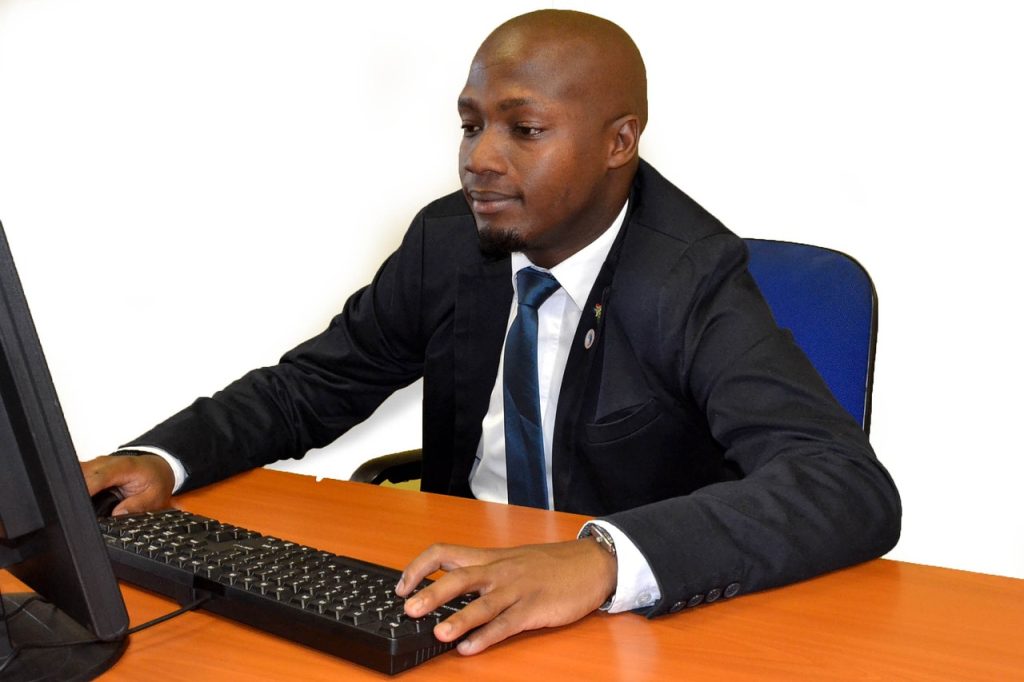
457,639,474,655
396,575,405,592
436,622,452,639
406,597,421,613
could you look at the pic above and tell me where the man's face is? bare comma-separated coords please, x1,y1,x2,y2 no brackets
458,42,614,268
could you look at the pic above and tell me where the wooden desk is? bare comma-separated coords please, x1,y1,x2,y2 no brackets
4,468,1024,680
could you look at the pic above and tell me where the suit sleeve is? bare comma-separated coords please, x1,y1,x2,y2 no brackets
122,211,431,492
604,232,901,616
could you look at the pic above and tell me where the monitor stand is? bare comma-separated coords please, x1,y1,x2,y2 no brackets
1,593,126,682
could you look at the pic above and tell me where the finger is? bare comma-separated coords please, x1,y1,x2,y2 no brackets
405,564,490,619
453,602,525,655
396,544,491,597
112,486,164,515
395,545,446,597
433,588,515,645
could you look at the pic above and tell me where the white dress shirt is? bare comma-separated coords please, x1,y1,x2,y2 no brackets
136,200,661,613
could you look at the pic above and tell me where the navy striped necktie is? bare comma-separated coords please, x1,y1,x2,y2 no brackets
504,267,561,508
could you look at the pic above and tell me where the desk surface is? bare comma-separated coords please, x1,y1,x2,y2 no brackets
5,468,1024,680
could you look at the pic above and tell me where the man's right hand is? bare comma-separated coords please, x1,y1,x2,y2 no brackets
80,454,176,515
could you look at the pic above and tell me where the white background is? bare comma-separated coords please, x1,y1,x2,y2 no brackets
1,1,1021,579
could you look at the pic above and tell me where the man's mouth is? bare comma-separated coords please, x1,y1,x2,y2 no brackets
467,190,518,215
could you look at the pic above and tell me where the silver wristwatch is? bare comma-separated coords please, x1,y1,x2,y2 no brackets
580,522,617,610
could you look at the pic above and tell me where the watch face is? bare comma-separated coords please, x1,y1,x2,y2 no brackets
584,524,616,556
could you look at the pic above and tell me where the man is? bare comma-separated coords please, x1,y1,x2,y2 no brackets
82,10,900,657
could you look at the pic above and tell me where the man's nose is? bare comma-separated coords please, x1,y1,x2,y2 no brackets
462,127,507,176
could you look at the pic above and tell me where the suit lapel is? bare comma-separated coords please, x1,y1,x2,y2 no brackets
551,208,633,510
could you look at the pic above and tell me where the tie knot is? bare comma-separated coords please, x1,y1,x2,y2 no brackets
516,268,560,309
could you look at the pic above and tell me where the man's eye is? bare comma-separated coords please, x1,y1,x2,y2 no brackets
461,123,481,136
515,125,543,137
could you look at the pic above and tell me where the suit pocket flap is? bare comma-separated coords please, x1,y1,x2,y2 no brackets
584,398,660,444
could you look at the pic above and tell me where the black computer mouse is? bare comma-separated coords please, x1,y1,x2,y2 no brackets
91,488,124,518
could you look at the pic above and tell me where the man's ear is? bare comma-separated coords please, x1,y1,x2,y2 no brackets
607,115,641,170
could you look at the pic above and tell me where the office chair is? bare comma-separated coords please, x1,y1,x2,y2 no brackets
350,238,878,486
743,239,877,432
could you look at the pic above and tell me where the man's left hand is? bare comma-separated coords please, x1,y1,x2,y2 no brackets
396,539,617,655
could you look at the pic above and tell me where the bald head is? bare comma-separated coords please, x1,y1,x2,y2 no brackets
458,10,647,267
476,10,648,133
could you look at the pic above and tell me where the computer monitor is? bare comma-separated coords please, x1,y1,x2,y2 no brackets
0,221,129,679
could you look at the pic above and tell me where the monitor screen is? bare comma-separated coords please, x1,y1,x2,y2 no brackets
0,220,129,679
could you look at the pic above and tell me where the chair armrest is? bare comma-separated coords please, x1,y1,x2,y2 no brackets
349,448,423,485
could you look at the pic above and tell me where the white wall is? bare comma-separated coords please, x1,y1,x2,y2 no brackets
1,1,1021,579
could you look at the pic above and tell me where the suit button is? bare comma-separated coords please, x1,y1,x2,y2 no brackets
686,594,704,608
670,600,686,613
724,582,741,598
706,587,722,603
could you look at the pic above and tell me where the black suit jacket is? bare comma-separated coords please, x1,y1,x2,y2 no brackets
129,160,900,616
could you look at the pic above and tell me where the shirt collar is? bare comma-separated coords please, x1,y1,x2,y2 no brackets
510,201,628,311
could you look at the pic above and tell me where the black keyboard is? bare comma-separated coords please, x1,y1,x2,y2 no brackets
98,509,474,675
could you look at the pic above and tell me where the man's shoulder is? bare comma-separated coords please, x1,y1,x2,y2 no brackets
629,160,737,248
614,161,745,287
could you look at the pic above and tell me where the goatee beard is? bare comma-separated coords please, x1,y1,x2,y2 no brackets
477,226,528,258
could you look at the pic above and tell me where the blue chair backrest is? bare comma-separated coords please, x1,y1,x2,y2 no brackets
743,239,877,433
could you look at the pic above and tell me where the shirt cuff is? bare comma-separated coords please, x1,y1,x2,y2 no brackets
116,445,187,494
578,519,661,613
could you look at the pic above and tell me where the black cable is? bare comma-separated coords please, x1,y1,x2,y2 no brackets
0,593,212,674
125,594,212,635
